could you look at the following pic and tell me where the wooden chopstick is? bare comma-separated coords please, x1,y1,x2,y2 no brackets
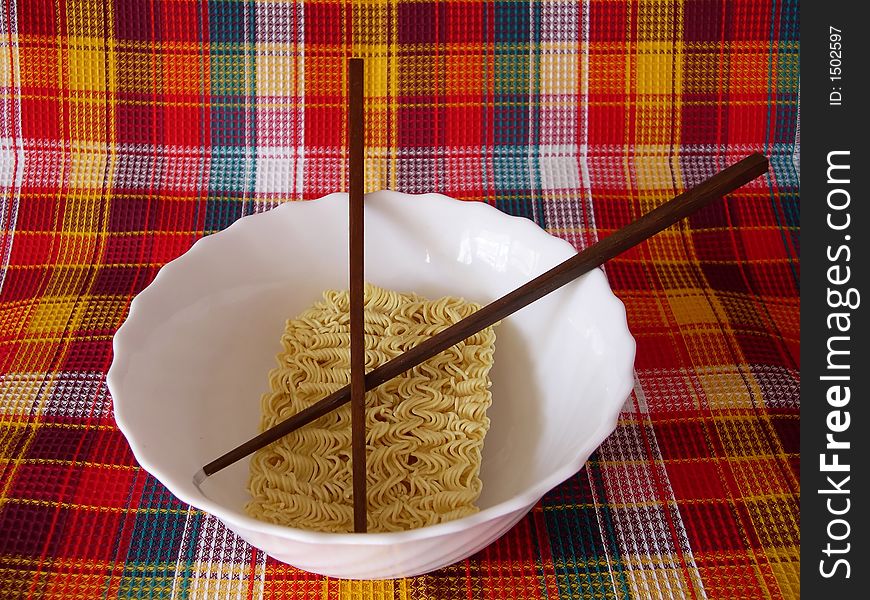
348,58,367,533
198,153,769,481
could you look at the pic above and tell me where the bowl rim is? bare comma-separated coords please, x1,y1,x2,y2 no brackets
109,190,636,545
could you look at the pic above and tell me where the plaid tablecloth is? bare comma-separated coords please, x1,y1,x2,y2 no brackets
0,1,799,598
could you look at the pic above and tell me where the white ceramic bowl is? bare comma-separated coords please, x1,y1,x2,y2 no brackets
108,191,635,579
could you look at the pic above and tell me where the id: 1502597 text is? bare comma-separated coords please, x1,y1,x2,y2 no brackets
829,26,843,106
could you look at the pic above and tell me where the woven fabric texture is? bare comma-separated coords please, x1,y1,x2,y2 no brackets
0,1,799,598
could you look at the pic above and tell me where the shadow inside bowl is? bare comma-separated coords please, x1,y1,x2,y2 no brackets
477,317,542,509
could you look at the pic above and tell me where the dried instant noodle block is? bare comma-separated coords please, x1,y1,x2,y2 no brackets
246,283,497,532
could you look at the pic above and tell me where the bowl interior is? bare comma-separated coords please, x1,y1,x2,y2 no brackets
110,192,634,533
